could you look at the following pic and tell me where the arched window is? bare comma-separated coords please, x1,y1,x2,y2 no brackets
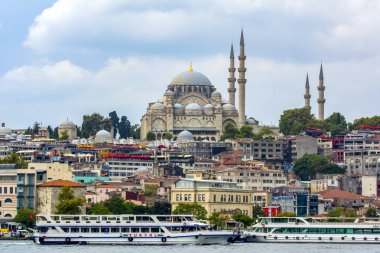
4,213,12,218
4,198,13,203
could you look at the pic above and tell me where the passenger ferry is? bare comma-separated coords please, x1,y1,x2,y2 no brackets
244,217,380,243
33,214,238,245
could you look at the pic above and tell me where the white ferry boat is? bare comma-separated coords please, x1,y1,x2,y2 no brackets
32,214,238,245
244,217,380,243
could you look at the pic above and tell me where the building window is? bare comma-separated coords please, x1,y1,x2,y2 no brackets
176,194,180,201
4,187,7,194
202,194,205,202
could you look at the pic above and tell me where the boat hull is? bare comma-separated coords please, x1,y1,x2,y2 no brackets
245,234,380,243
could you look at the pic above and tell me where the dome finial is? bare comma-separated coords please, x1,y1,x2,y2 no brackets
189,62,193,72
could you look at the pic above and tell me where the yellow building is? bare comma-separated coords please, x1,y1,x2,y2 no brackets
171,178,253,217
28,162,73,181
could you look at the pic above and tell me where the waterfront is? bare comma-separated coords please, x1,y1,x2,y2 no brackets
1,240,380,253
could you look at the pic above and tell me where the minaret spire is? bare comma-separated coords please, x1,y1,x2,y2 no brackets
317,62,326,120
238,29,246,127
304,73,311,113
228,44,236,106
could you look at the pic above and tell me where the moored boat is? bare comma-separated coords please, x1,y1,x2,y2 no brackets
244,217,380,243
32,214,238,245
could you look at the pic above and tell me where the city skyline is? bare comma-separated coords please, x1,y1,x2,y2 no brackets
1,1,380,129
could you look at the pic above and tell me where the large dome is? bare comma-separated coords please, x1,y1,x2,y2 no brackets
170,70,212,86
177,130,193,141
150,102,165,110
95,130,111,139
185,103,202,110
0,126,11,136
59,119,76,128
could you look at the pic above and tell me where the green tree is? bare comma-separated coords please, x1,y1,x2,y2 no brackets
87,203,112,215
350,116,380,130
276,211,296,217
172,203,207,220
252,205,266,220
81,113,112,138
53,127,59,139
103,196,130,214
131,124,141,139
55,186,85,214
365,207,379,218
279,108,314,135
59,130,69,140
47,125,54,139
24,127,32,135
239,125,254,139
324,112,347,136
0,153,27,169
109,111,120,138
293,154,345,181
151,201,171,214
118,116,131,139
32,122,40,136
164,132,173,140
146,131,156,141
144,184,159,197
328,207,357,218
208,212,225,228
13,208,36,228
220,123,240,141
232,213,254,227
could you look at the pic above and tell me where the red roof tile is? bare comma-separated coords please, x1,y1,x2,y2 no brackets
37,180,86,188
318,189,371,200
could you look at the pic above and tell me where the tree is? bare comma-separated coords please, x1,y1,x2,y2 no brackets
81,113,112,138
220,123,240,140
144,184,159,197
279,108,314,135
239,125,254,139
146,131,156,141
53,127,59,139
324,112,347,136
253,126,275,140
365,207,379,218
87,203,112,215
55,186,85,214
103,196,130,214
275,212,296,217
118,116,131,139
172,203,207,220
109,111,120,138
13,208,36,228
164,132,173,140
0,153,27,169
131,124,141,140
151,201,171,214
24,127,32,135
47,125,54,139
328,207,357,218
208,212,225,228
293,154,345,181
59,130,69,140
32,122,40,136
252,205,266,220
350,116,380,130
232,213,254,227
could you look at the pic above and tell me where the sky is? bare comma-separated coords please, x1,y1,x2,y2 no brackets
1,0,380,129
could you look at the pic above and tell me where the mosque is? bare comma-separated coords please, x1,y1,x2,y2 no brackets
140,31,248,141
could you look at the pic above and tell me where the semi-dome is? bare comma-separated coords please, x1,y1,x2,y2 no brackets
174,103,184,109
177,130,193,141
203,104,214,109
222,103,236,111
95,129,111,139
211,91,221,97
185,103,202,110
150,102,165,110
164,90,174,96
170,70,212,86
59,119,76,128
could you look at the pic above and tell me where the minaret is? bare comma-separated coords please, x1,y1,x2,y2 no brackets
317,63,326,120
228,44,236,106
304,73,311,113
238,30,246,127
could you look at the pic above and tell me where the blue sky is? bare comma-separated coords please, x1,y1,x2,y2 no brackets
1,0,380,129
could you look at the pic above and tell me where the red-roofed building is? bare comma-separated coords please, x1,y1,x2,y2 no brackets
37,180,86,214
318,189,373,212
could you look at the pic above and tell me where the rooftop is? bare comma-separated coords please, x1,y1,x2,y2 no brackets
37,180,86,188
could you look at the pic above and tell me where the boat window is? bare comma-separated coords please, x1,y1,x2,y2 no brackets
171,227,181,233
290,228,299,234
318,228,327,234
91,227,100,233
101,228,110,233
336,228,345,234
38,227,49,233
151,227,160,233
185,216,193,221
300,228,308,234
81,228,90,233
308,228,318,234
157,217,167,221
372,229,380,234
187,227,196,232
326,228,336,234
363,229,372,234
62,228,69,233
345,228,354,234
131,227,139,233
141,227,149,233
353,229,363,234
111,227,120,233
121,228,130,233
71,227,80,233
